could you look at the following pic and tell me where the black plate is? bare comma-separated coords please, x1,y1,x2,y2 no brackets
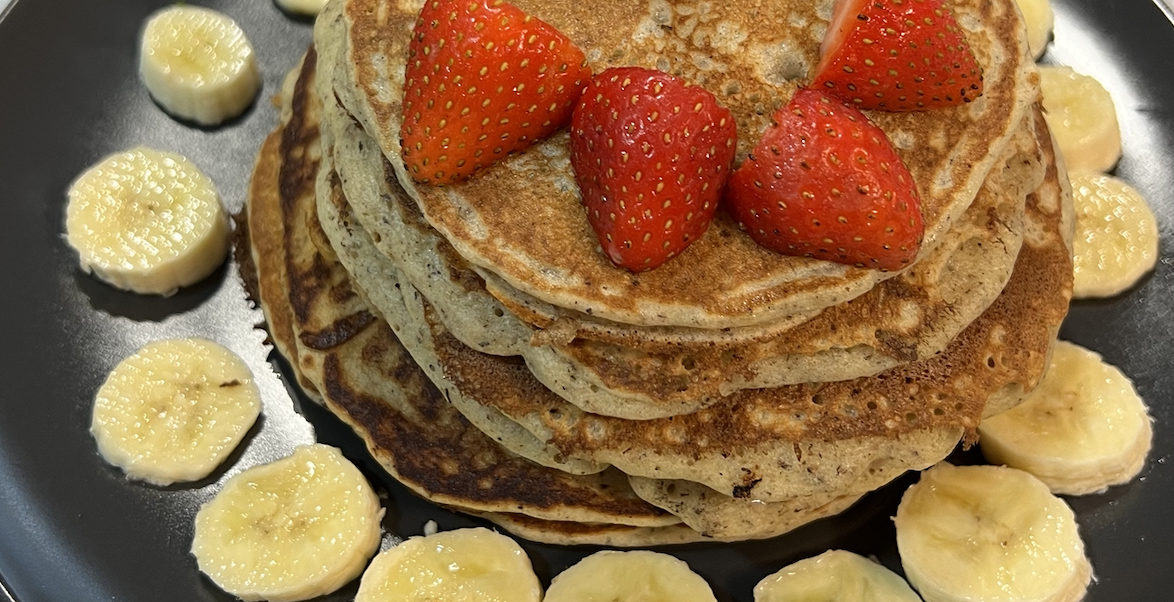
0,0,1170,600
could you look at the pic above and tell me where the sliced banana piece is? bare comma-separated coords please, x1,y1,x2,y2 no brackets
90,338,261,486
1039,66,1122,173
754,550,920,602
544,550,717,602
275,0,329,17
895,463,1091,602
1068,171,1160,298
354,527,541,602
979,340,1153,495
192,444,384,602
65,147,230,296
140,5,260,125
1015,0,1054,59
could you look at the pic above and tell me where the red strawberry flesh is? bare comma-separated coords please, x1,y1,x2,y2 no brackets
570,67,737,272
401,0,591,184
726,88,923,270
812,0,983,111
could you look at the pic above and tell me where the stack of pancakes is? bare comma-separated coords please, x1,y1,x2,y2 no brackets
241,0,1074,544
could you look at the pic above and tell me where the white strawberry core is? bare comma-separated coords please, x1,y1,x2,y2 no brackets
820,0,867,60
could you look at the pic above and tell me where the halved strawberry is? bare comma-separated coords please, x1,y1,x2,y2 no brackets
726,88,923,270
570,67,737,272
811,0,983,111
401,0,591,184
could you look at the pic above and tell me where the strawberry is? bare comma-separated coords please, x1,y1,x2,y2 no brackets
401,0,591,184
725,88,923,270
569,67,737,272
810,0,983,111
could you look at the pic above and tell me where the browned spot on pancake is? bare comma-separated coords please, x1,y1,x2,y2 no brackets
287,251,343,324
245,127,318,394
279,48,321,217
731,478,762,499
279,48,372,344
299,310,376,350
231,209,260,306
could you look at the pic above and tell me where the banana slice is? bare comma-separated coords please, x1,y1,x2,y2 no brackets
1068,171,1160,298
754,550,920,602
1039,66,1122,173
979,340,1153,495
90,338,261,486
275,0,329,17
140,5,260,125
192,444,384,602
895,463,1091,602
354,527,541,602
544,550,717,602
65,147,230,296
1015,0,1054,59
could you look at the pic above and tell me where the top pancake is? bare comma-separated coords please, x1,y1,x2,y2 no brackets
331,0,1037,328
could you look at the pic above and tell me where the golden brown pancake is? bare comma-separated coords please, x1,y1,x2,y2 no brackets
311,50,609,475
245,129,313,393
324,0,1037,328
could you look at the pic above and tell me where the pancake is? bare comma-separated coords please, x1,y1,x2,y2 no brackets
244,128,315,395
365,106,1071,502
397,277,965,500
322,84,1042,418
626,477,865,541
472,512,707,547
244,51,713,539
328,0,1037,329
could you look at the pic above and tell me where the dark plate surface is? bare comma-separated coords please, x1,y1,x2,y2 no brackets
0,0,1170,600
